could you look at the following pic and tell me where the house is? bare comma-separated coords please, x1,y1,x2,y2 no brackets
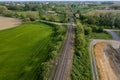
75,13,80,18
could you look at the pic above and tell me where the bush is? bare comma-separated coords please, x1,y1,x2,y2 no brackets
26,12,37,21
3,10,14,17
23,18,31,22
49,50,58,59
57,35,64,41
97,27,103,33
40,62,49,80
84,27,92,35
71,19,92,80
0,6,7,14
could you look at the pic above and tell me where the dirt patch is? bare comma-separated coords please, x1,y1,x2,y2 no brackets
0,16,21,30
94,41,120,80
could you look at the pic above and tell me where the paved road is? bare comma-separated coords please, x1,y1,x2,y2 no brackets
53,7,74,80
109,31,120,40
104,29,120,32
104,29,120,41
38,20,76,26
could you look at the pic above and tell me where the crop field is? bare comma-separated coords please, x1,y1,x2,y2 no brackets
0,16,21,30
86,10,120,16
43,14,65,22
72,5,91,13
0,22,52,80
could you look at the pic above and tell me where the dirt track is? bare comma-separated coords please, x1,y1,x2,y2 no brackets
93,40,120,80
0,16,21,30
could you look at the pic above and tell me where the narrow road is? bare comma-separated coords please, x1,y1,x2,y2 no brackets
106,31,120,41
38,20,75,26
53,7,74,80
104,29,120,32
104,29,120,40
89,40,100,80
109,31,120,40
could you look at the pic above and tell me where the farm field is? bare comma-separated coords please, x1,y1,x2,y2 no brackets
86,10,120,16
0,22,52,80
73,6,91,13
0,16,21,30
42,13,65,22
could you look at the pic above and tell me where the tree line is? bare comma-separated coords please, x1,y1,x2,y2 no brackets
0,3,70,23
71,19,92,80
38,23,67,80
80,12,120,29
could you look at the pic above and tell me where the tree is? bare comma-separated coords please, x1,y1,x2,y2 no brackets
39,9,44,19
84,27,92,35
3,10,14,17
76,33,85,49
0,6,7,14
49,14,56,22
40,62,49,80
86,16,96,24
48,50,57,60
26,12,37,21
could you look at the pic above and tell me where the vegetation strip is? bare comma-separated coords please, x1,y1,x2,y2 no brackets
71,19,92,80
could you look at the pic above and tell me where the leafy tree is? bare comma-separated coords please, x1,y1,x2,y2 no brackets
86,16,96,24
7,5,23,11
84,27,92,35
0,6,7,14
3,10,14,17
40,62,49,80
97,27,103,33
26,12,37,21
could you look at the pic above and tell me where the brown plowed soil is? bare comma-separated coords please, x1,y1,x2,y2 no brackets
94,42,120,80
0,16,21,30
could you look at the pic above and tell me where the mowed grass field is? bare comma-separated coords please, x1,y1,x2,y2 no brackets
88,32,112,40
0,22,52,80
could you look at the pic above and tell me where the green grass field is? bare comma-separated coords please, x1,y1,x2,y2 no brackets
88,32,112,39
0,22,52,80
41,13,67,22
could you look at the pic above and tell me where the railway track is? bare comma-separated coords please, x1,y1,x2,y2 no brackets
53,7,74,80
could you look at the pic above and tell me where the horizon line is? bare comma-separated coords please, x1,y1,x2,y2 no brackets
0,0,120,2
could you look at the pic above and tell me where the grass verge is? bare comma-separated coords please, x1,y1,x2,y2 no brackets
88,32,112,40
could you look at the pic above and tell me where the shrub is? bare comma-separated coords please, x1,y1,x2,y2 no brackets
3,10,14,17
